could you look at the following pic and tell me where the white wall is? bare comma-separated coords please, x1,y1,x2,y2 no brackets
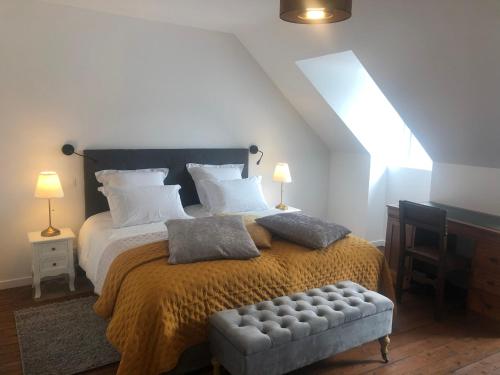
366,165,432,244
329,154,432,244
0,1,329,288
328,152,370,237
380,166,433,242
366,159,388,244
386,167,433,206
431,163,500,216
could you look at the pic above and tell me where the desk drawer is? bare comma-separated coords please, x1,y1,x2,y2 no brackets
471,271,500,296
474,244,500,271
468,288,500,321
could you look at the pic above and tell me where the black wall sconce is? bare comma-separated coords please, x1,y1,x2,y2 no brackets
62,144,98,163
249,145,264,165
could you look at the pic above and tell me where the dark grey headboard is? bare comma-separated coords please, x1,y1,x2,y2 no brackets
83,148,249,218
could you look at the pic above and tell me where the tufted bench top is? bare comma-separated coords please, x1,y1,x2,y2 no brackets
209,281,394,356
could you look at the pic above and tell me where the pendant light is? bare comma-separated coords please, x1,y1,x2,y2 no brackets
280,0,352,24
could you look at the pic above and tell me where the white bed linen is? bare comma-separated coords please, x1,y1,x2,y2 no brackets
78,206,290,294
184,204,288,218
78,212,169,294
183,204,212,218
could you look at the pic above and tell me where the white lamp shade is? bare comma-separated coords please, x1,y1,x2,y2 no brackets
35,172,64,199
273,163,292,183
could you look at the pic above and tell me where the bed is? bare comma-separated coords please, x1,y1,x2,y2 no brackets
80,148,394,375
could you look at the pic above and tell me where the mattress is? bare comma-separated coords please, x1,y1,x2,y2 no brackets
78,205,288,294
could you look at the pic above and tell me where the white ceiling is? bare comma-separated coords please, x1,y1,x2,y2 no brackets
43,0,500,168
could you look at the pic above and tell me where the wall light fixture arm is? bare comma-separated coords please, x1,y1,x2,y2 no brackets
61,144,98,163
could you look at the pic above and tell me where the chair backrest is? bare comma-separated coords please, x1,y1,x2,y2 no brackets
399,201,448,254
400,201,447,234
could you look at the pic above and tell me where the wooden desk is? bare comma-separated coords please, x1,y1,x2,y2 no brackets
385,202,500,321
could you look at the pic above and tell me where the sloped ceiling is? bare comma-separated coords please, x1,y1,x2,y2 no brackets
43,0,500,167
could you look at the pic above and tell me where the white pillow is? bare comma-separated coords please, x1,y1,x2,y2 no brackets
96,169,168,190
100,185,191,228
186,164,244,208
199,176,269,214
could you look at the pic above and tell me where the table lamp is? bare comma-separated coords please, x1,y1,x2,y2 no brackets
273,163,292,210
35,171,64,237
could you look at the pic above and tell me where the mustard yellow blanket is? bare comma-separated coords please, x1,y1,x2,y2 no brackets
94,236,394,375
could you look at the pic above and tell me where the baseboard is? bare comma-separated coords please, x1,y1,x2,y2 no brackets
371,240,386,247
0,276,32,290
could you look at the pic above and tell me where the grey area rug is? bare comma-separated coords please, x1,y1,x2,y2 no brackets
15,296,120,375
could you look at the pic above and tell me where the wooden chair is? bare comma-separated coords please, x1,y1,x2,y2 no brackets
395,201,463,321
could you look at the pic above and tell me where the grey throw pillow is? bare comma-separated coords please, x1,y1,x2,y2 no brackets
255,212,351,249
167,215,260,264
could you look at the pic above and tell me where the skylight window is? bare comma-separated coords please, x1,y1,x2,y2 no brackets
297,50,432,171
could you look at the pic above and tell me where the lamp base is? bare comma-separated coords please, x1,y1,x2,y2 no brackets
275,203,288,211
41,226,61,237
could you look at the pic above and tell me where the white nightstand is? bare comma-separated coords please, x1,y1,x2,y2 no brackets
272,206,301,214
27,228,75,299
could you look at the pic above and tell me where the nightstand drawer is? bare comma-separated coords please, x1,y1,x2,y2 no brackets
40,256,68,273
39,241,68,258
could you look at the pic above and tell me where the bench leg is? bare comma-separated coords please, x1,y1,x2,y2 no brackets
211,357,221,375
378,335,390,363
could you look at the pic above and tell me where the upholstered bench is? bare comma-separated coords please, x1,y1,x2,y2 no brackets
209,281,393,375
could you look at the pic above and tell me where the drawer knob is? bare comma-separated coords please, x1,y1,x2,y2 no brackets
51,247,56,251
52,263,56,267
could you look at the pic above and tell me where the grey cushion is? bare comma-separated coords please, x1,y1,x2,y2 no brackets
167,215,260,264
255,212,351,249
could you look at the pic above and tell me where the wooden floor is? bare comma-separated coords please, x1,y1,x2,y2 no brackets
1,281,500,375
